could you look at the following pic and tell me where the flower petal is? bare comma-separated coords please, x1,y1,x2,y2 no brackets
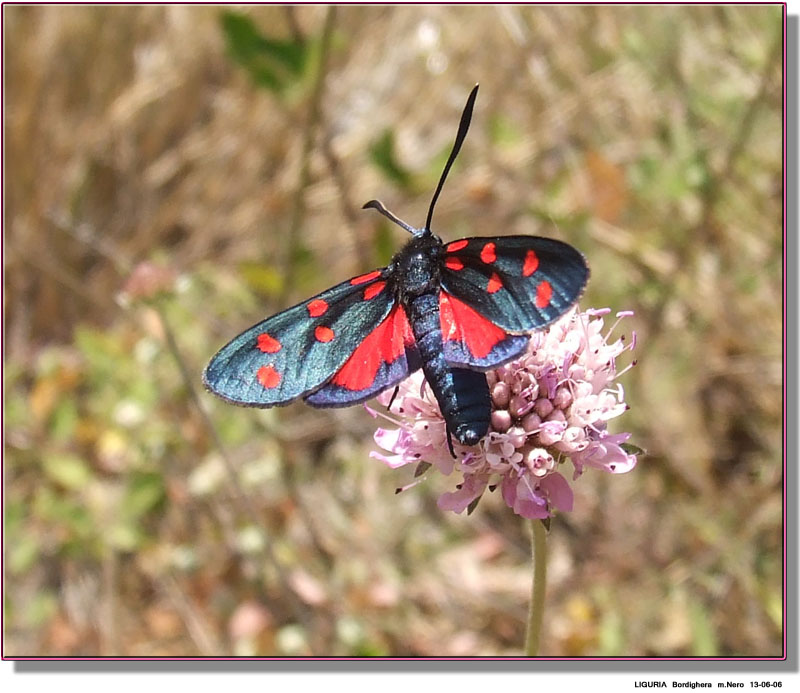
540,472,573,512
369,450,411,469
437,475,488,514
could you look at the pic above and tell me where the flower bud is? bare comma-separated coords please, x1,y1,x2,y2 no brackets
491,381,510,408
568,364,586,381
553,386,572,409
538,424,564,446
510,393,533,418
533,398,554,418
521,412,542,433
490,409,512,432
507,426,527,448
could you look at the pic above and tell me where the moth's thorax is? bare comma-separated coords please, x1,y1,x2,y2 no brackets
392,231,443,297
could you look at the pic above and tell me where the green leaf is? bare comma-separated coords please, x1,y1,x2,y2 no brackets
290,241,315,268
5,500,25,534
24,592,59,628
73,326,126,384
620,442,646,457
689,599,718,656
107,523,140,552
352,641,390,657
598,606,626,656
369,129,413,190
122,472,166,519
764,587,783,629
9,535,40,574
414,461,432,478
488,113,522,147
238,261,285,298
220,10,308,94
372,223,396,266
291,243,322,294
33,486,95,549
50,399,79,442
42,453,92,490
466,495,483,515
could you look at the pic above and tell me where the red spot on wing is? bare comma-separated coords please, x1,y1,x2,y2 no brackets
257,333,282,353
487,272,503,294
363,281,386,300
445,257,464,271
315,326,335,343
257,365,281,389
536,280,553,308
480,242,497,263
523,250,539,277
332,306,414,391
307,299,329,317
439,292,508,359
446,239,469,252
350,270,382,285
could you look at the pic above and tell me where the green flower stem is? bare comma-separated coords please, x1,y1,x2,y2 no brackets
524,519,548,656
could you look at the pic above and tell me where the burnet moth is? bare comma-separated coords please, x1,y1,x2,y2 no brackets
203,84,590,454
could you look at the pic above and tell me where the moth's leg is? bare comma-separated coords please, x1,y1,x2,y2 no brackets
446,427,456,458
387,385,401,411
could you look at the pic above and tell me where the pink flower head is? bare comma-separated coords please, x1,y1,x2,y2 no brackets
368,308,639,520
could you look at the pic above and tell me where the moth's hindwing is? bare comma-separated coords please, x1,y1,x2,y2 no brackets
439,290,529,370
305,304,420,407
440,236,590,333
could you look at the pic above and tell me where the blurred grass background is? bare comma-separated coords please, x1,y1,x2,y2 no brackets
3,4,784,657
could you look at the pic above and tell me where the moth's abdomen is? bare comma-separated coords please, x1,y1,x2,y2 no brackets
406,293,490,446
444,368,491,445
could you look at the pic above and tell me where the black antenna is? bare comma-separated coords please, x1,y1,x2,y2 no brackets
361,199,417,235
424,83,479,231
